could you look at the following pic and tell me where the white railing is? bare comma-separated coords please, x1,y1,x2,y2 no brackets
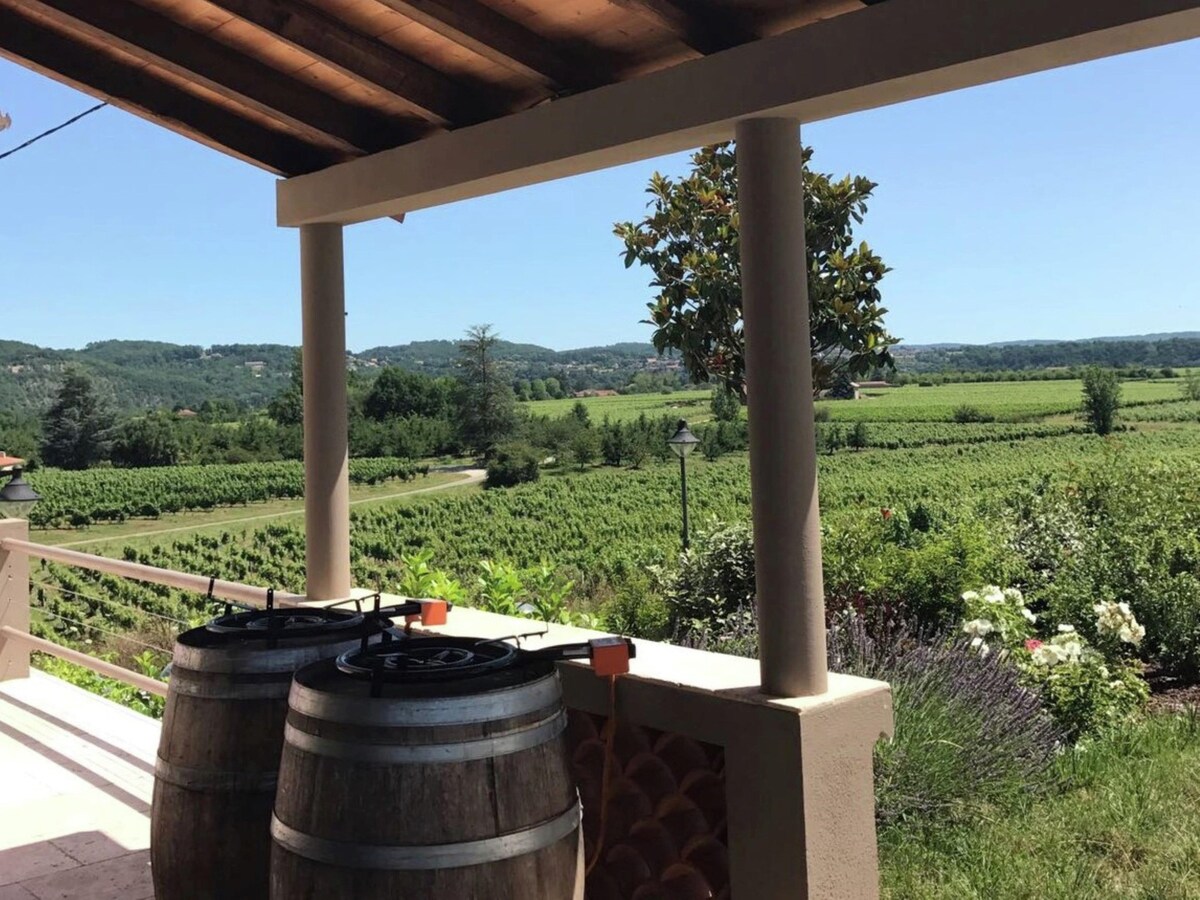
0,624,168,696
0,523,304,697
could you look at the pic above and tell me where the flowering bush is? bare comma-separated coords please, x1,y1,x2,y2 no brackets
1025,455,1200,678
1093,599,1146,649
959,585,1037,652
1022,638,1147,740
959,586,1146,738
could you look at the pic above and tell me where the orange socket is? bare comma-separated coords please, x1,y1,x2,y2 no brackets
590,636,632,676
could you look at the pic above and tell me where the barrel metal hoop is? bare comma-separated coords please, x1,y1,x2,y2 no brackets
155,757,278,792
271,803,580,870
173,638,366,675
169,678,292,700
283,709,566,764
288,671,562,727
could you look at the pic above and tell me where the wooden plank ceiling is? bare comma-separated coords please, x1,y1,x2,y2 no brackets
0,0,874,177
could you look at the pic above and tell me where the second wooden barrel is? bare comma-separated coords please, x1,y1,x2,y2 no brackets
151,607,392,900
270,636,582,899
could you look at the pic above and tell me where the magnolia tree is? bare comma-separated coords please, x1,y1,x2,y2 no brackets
615,143,897,400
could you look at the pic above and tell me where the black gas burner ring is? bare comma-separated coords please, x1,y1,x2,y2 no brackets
206,607,367,637
336,637,518,682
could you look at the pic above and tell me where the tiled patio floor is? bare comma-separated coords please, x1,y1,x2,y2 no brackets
0,672,158,900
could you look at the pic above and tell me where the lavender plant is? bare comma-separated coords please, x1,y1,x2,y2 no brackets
829,614,1063,827
681,611,1063,827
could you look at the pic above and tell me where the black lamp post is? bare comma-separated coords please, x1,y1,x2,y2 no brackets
667,420,700,551
0,468,41,520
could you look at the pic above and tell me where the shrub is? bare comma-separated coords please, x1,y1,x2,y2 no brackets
600,568,672,640
830,616,1062,826
657,522,756,634
684,611,1062,827
1023,453,1200,678
485,442,540,488
1081,366,1120,435
952,404,995,424
848,421,870,450
958,585,1148,738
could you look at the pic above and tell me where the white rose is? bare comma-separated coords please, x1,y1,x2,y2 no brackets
963,618,994,638
1057,624,1075,634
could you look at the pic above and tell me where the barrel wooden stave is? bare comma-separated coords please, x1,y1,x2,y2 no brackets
152,630,384,900
271,832,579,900
271,666,581,899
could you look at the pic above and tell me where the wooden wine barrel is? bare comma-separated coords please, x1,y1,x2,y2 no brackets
151,609,392,900
270,637,583,899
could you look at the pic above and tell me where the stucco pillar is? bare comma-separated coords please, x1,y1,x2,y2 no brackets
736,118,828,697
0,518,30,680
300,223,352,600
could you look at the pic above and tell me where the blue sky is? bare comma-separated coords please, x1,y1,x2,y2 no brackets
1,37,1198,352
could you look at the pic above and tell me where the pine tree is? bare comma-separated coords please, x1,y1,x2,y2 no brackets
41,368,114,469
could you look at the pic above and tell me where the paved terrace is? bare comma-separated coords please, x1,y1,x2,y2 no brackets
0,673,156,900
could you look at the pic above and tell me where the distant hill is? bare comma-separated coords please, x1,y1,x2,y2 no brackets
896,333,1200,373
0,341,295,414
0,338,670,415
357,339,662,379
4,329,1195,417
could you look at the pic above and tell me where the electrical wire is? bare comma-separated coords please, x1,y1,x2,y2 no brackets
0,102,107,162
33,579,190,628
34,607,173,655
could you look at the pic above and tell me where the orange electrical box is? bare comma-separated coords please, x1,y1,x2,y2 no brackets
406,599,448,626
590,636,633,676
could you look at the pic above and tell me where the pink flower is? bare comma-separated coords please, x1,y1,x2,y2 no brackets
1025,639,1043,652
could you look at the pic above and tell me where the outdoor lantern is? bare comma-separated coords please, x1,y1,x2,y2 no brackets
667,420,700,550
667,420,700,458
0,468,41,519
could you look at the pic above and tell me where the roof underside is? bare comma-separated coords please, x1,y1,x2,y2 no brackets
0,0,877,176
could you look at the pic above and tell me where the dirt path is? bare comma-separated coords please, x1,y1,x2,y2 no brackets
51,469,487,549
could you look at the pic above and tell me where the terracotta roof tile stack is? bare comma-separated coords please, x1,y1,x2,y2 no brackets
567,710,730,900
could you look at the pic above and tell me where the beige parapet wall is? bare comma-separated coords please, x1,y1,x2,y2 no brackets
353,592,894,900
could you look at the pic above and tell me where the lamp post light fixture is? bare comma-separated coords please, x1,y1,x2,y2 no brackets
0,466,40,520
667,419,700,551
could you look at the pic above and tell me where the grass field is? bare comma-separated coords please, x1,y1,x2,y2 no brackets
880,714,1200,899
522,389,713,423
816,378,1184,422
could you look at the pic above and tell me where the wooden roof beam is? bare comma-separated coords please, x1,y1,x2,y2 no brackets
0,7,341,175
608,0,756,55
372,0,606,91
278,0,1200,225
4,0,418,155
204,0,505,125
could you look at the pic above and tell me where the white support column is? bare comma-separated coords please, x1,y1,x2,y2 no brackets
0,518,30,681
736,117,829,697
300,223,352,601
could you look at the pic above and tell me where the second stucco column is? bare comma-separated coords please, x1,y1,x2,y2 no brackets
736,118,829,697
300,222,352,601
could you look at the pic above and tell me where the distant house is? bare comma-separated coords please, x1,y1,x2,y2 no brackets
176,408,198,418
0,454,23,472
851,380,894,389
244,360,266,371
572,389,620,398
